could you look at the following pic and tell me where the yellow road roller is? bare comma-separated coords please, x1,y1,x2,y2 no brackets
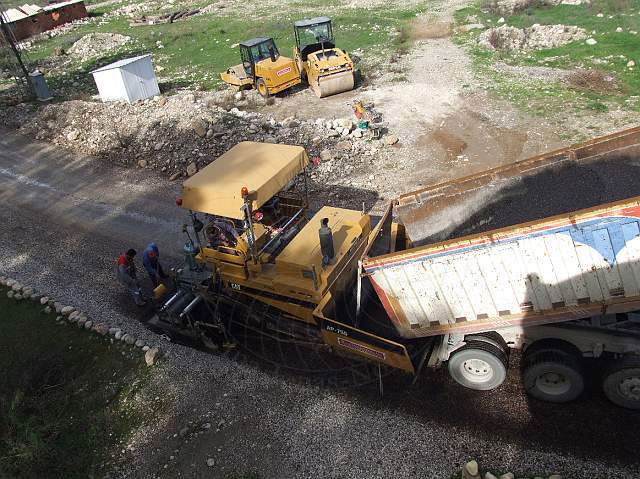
293,17,355,98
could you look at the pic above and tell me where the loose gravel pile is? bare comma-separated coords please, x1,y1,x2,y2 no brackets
479,24,588,51
67,32,132,60
402,144,640,243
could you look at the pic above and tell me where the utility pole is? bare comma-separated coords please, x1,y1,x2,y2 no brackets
0,2,34,99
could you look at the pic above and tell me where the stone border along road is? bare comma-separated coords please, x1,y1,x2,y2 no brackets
2,125,640,477
0,277,160,366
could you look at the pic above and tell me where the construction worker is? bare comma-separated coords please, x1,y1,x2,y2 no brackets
117,248,145,306
142,242,168,288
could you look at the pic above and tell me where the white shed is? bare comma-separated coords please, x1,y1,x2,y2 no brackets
91,54,160,103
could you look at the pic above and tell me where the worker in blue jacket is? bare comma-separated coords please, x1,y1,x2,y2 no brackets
142,242,168,288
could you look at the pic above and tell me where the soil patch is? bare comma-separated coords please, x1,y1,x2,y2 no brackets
566,69,619,92
412,21,453,39
424,128,468,160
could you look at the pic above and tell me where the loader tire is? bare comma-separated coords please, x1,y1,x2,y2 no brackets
523,351,584,403
602,357,640,410
256,78,270,98
448,341,508,391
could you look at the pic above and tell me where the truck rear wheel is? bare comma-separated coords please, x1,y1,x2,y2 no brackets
448,341,508,391
523,351,584,403
602,357,640,410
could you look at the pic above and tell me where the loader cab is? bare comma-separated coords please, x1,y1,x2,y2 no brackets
294,17,336,61
240,37,280,77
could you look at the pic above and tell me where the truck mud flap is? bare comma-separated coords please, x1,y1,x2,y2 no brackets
321,319,415,373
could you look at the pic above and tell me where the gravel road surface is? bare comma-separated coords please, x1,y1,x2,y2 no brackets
2,129,640,479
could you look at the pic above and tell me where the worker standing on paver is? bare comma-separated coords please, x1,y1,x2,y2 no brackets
117,248,145,306
142,242,168,288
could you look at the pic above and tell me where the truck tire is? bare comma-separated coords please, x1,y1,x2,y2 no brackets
602,357,640,410
523,351,584,403
256,78,270,98
448,341,508,391
465,331,509,355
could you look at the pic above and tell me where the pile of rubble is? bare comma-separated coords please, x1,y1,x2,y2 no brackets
483,0,584,15
2,90,398,192
479,24,587,51
67,32,132,60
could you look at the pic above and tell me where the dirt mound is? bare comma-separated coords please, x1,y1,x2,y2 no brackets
566,69,619,92
483,0,564,15
68,33,131,60
479,24,587,50
1,90,393,197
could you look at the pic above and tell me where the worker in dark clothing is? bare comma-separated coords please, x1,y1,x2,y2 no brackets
117,248,145,306
142,242,168,288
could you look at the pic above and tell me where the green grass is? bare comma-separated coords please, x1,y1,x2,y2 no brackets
453,0,640,116
0,287,155,479
19,1,424,96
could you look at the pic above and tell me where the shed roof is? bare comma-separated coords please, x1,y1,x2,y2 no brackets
294,17,331,28
239,37,271,48
1,4,41,22
43,0,85,11
181,142,309,219
91,54,152,74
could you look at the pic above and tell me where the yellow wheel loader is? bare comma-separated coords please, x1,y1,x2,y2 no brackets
293,17,355,98
220,37,301,97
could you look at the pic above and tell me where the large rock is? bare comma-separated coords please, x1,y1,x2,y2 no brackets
336,140,352,151
7,291,14,298
192,118,208,138
385,135,399,145
338,118,354,131
320,149,334,162
463,460,480,479
186,162,198,177
145,347,160,366
61,306,75,316
40,296,49,305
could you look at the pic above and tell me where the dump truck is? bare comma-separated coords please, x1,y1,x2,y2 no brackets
150,127,640,410
293,17,355,98
220,37,301,97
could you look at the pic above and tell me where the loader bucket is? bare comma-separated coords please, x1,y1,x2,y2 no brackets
312,70,355,98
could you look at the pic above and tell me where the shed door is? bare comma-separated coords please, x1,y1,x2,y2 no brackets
122,58,160,102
